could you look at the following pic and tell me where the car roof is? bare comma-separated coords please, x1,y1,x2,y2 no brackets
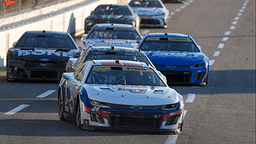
24,30,69,36
98,4,128,7
89,60,149,67
87,46,141,54
93,23,135,28
146,33,190,38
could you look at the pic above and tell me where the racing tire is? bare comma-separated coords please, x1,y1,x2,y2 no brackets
6,67,15,82
76,97,82,129
58,89,66,121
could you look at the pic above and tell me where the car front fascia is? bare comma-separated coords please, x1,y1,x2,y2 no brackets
78,87,184,132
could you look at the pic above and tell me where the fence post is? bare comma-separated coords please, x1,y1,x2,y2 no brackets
19,0,22,11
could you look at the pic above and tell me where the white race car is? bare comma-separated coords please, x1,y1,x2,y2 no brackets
129,0,169,28
81,24,142,49
58,60,184,133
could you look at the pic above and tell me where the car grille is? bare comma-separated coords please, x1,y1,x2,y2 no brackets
31,71,58,78
162,71,191,83
23,61,66,68
141,19,160,25
108,112,162,129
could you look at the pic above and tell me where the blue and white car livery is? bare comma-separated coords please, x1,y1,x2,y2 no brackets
138,33,209,86
58,60,184,133
129,0,169,28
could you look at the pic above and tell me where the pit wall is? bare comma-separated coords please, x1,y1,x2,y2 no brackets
0,0,131,67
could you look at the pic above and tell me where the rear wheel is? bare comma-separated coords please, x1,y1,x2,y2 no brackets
58,90,66,121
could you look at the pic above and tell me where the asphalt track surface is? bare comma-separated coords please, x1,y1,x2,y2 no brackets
0,0,255,143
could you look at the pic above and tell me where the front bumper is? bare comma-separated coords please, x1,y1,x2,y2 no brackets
157,67,208,85
139,15,168,27
80,101,183,132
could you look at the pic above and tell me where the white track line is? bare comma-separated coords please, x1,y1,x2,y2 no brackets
142,30,150,35
218,43,224,49
230,26,235,29
5,104,30,115
165,110,188,144
222,37,229,41
213,51,221,57
237,13,242,16
209,60,215,66
36,90,56,98
185,94,196,103
224,31,231,35
232,21,238,25
234,17,239,20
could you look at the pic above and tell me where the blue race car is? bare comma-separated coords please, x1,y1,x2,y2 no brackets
138,33,209,86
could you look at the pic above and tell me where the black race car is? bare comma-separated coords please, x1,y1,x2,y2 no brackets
6,30,81,82
84,4,141,33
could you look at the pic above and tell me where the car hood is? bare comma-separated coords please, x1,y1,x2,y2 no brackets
143,51,205,65
84,39,139,48
8,48,76,62
84,84,179,106
132,7,166,16
87,15,133,23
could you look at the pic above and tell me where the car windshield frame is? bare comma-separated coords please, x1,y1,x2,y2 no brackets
85,65,166,86
87,27,141,40
140,37,200,52
15,34,77,49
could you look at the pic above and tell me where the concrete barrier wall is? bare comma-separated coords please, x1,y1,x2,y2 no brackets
0,0,131,67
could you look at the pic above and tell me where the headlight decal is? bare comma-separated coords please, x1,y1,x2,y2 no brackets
163,108,183,122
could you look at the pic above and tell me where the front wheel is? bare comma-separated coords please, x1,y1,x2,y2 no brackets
58,90,66,121
76,99,82,129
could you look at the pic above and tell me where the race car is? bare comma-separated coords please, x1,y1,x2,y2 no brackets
84,4,140,33
81,24,142,49
65,46,166,82
6,30,81,81
58,60,184,133
138,33,209,86
128,0,169,28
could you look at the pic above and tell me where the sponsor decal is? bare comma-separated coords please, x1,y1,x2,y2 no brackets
163,109,182,122
146,37,192,42
118,87,146,93
18,50,74,57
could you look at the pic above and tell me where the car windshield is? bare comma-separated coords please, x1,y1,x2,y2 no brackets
15,34,76,49
86,66,165,86
140,37,200,52
92,5,132,15
87,27,141,40
129,1,163,8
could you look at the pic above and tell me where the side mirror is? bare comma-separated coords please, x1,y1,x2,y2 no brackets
13,42,17,47
83,34,88,40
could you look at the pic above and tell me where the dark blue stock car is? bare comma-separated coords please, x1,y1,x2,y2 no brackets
138,33,209,86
